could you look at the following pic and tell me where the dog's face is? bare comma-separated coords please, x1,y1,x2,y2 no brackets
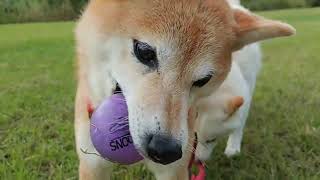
76,0,295,166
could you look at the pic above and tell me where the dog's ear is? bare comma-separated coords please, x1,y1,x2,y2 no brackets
232,8,296,50
226,96,244,116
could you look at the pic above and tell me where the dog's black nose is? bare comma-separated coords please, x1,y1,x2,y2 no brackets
146,135,182,165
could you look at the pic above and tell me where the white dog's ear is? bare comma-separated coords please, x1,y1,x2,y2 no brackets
232,8,296,50
226,96,244,116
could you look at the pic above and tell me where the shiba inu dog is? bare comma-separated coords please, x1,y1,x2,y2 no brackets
74,0,295,179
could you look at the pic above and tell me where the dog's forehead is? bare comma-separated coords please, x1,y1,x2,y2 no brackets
88,0,235,43
134,0,235,46
84,0,234,82
131,0,235,73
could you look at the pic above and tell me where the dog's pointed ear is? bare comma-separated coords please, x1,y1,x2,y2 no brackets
226,96,244,116
232,8,296,50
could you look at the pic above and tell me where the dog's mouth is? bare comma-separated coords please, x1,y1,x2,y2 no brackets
112,82,145,152
111,82,152,160
113,83,122,94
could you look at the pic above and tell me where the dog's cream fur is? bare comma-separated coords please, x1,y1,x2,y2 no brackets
74,0,295,179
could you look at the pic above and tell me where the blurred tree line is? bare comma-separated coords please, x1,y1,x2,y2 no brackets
0,0,319,24
244,0,320,11
0,0,88,24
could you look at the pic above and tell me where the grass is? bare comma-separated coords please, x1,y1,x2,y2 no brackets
0,8,319,180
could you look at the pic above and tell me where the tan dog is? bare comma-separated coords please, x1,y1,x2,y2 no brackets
74,0,295,179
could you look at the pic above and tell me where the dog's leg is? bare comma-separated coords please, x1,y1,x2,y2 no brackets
225,99,251,157
79,159,112,180
75,88,113,180
76,120,113,180
224,127,243,157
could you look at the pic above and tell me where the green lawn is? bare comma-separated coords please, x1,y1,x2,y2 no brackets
0,8,319,180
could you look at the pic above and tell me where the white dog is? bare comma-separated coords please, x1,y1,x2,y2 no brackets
74,0,295,179
196,42,262,160
195,0,268,163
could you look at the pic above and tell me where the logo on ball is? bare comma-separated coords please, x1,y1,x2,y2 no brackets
109,133,134,151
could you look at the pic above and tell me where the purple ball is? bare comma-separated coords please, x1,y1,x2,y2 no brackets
90,93,143,165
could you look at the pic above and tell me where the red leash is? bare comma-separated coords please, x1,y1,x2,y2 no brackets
87,102,94,118
87,102,206,180
188,133,206,180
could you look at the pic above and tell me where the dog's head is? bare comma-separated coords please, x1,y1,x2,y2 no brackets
76,0,295,166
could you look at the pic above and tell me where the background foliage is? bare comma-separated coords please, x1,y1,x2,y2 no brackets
0,0,85,24
243,0,320,10
0,0,319,24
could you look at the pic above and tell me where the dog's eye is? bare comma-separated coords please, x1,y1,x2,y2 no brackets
133,40,158,69
193,75,213,88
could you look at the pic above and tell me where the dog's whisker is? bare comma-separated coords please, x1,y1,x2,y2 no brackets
184,147,193,154
80,148,103,158
186,142,196,150
185,145,196,154
185,147,196,154
186,142,197,151
185,144,195,151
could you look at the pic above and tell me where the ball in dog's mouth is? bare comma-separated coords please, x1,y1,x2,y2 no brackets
90,83,143,165
92,82,183,165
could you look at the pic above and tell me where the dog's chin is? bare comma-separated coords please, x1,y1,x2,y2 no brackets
144,156,184,170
